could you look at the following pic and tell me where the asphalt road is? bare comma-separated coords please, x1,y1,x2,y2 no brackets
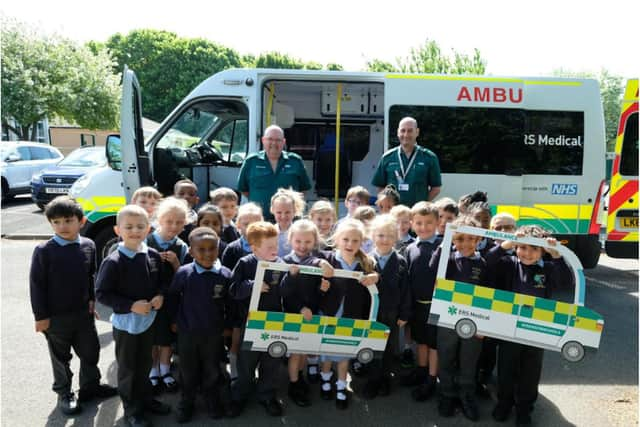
1,229,637,426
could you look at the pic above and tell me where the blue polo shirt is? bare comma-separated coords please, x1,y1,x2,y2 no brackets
236,150,311,218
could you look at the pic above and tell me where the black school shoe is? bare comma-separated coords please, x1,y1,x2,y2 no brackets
288,380,311,407
307,363,320,384
57,392,81,415
144,398,171,415
411,378,436,402
460,393,479,421
260,397,284,416
78,384,118,402
400,368,427,387
335,389,349,410
320,378,333,400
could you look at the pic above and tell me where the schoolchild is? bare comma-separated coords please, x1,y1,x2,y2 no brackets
318,219,379,410
196,204,228,257
434,197,459,237
95,205,171,427
401,202,441,402
30,196,117,416
468,201,494,257
174,179,200,242
210,187,241,243
352,205,376,254
270,187,306,257
229,222,285,416
430,216,488,421
487,225,571,427
145,197,189,394
375,184,401,214
390,204,415,254
475,211,518,397
337,185,370,226
458,190,488,215
131,186,163,222
362,215,410,400
169,227,234,422
308,199,337,244
280,219,335,406
220,202,263,382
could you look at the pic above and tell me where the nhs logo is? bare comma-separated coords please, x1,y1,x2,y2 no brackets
551,184,578,196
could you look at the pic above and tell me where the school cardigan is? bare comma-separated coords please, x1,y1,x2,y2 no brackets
429,246,488,286
280,253,325,314
95,247,167,314
229,254,283,314
30,236,96,321
168,262,231,334
373,250,411,322
221,237,251,271
405,237,441,302
319,252,371,320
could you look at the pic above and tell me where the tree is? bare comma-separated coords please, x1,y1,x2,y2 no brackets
105,29,243,121
253,51,306,69
553,68,624,152
326,63,344,71
367,39,486,74
1,19,120,140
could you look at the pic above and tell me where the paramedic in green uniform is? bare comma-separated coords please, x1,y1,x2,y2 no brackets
372,117,442,206
237,125,311,221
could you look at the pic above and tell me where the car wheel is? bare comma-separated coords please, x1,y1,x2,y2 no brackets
94,226,119,264
561,341,585,363
267,341,287,358
356,348,375,364
455,318,477,339
1,179,14,201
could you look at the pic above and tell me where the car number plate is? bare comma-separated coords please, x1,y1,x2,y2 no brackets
620,217,639,228
45,187,68,194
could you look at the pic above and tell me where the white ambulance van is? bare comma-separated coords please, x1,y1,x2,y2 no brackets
71,68,606,265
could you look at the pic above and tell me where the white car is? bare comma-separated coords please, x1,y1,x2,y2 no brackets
1,141,63,200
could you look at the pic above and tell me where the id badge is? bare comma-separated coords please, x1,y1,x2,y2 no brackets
399,183,410,191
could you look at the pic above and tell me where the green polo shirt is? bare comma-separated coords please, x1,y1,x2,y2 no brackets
237,150,311,218
371,145,442,206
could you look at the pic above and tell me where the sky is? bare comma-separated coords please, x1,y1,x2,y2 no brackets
2,0,638,78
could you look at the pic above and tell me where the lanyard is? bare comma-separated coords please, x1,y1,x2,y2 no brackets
396,147,417,181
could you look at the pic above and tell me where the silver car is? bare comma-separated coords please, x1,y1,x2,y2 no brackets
1,141,64,200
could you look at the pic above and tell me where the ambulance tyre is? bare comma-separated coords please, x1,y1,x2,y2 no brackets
455,318,477,339
356,348,374,364
561,341,585,362
267,341,287,358
576,234,600,269
95,226,119,264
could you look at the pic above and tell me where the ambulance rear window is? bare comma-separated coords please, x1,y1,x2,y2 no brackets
620,112,638,176
389,106,584,176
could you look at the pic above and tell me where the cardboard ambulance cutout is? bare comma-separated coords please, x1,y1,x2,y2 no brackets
428,224,604,362
242,261,390,363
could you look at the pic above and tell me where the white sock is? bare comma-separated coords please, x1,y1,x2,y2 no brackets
229,353,238,379
321,371,333,391
149,367,159,385
336,380,347,400
160,363,174,384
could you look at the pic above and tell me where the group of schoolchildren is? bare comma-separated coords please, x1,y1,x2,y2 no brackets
30,179,572,427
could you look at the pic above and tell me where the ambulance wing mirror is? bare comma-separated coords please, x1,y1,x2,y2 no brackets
106,134,122,171
438,224,585,305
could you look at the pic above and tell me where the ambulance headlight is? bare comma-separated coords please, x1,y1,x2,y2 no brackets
69,174,91,197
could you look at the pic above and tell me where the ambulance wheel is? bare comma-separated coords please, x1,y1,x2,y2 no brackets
267,341,287,358
356,348,374,364
94,226,118,264
561,341,585,362
455,319,477,339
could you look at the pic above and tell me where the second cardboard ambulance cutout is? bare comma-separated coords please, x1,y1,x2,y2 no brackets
242,262,390,363
428,224,604,363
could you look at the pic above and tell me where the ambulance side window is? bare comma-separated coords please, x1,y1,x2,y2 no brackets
210,119,248,164
620,112,638,176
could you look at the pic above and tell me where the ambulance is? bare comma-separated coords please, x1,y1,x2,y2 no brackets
429,224,603,362
71,68,606,265
605,79,638,259
241,262,389,363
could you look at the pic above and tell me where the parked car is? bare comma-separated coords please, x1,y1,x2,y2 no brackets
1,141,64,201
31,146,106,209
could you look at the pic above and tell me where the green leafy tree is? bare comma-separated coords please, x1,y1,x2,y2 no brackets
367,39,486,74
553,68,624,152
1,18,120,140
254,51,305,69
305,61,323,70
105,29,242,121
326,63,344,71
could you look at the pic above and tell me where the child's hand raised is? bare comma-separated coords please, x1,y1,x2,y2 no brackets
318,260,334,278
320,278,331,292
360,273,379,287
545,237,562,258
300,307,313,321
131,300,152,315
289,265,300,276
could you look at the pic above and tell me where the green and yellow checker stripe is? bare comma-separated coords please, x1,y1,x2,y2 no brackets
247,311,389,339
434,279,602,333
77,196,126,223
